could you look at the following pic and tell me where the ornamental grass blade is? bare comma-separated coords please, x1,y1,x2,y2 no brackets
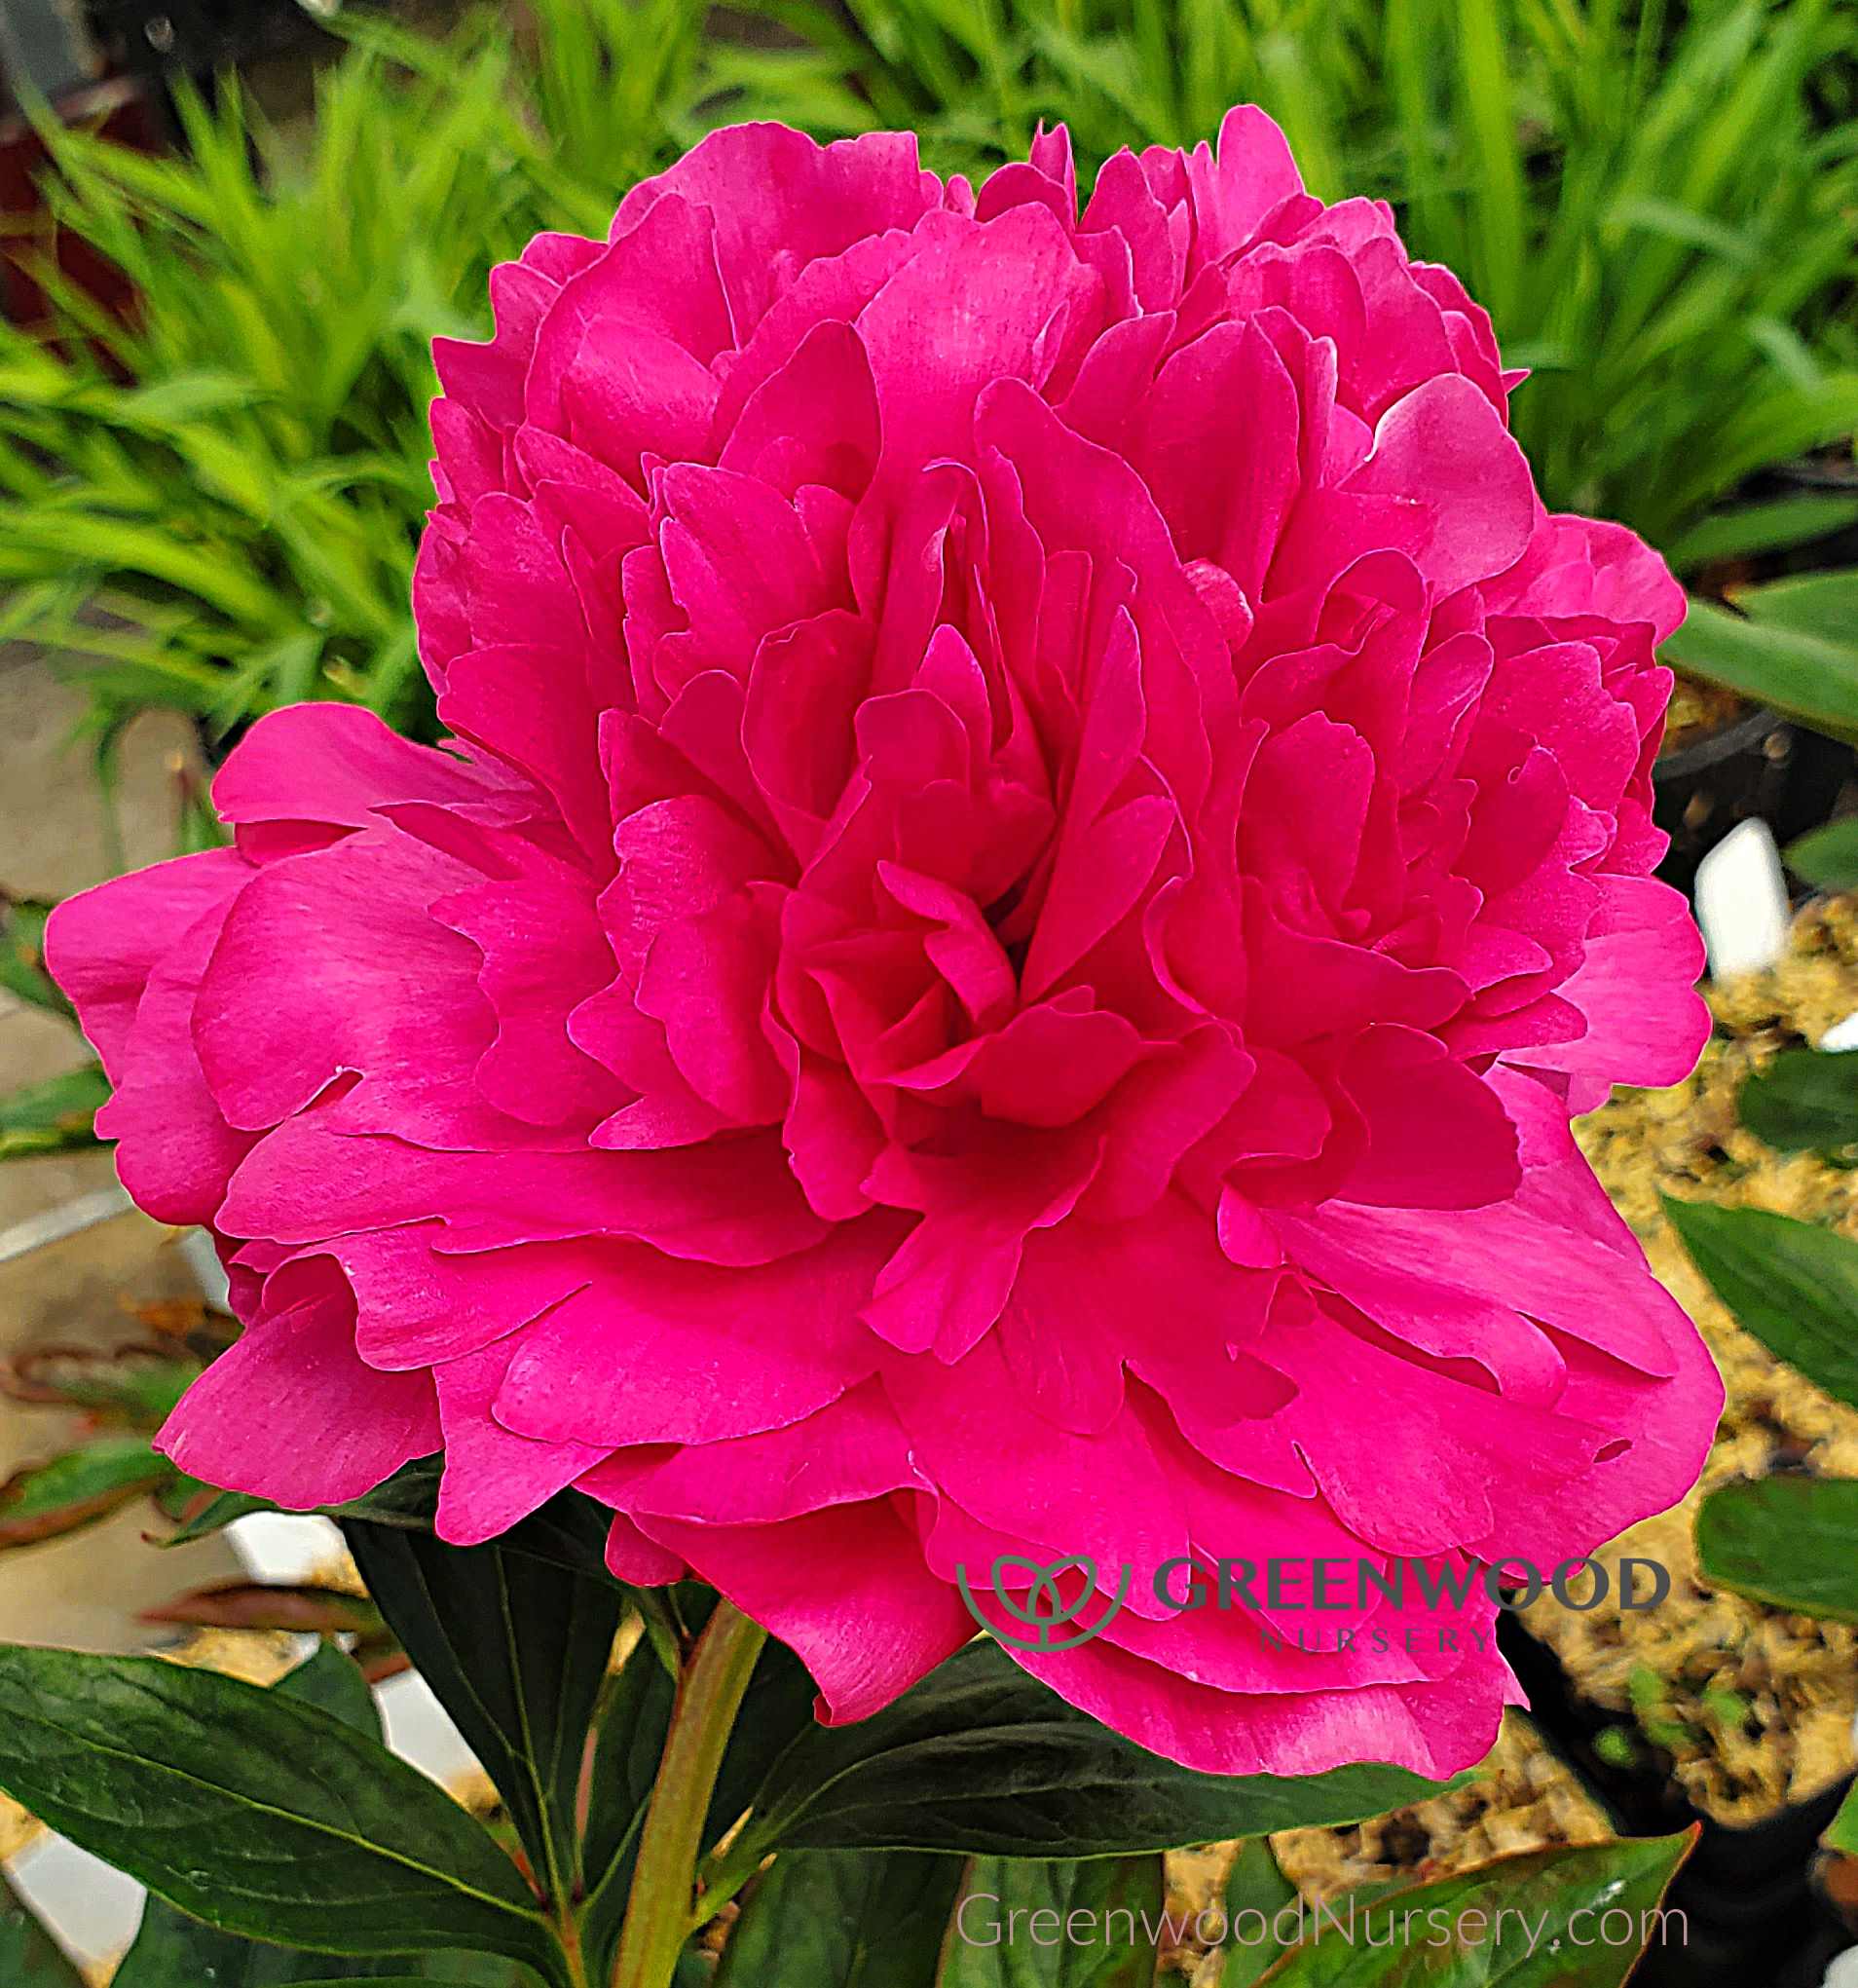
0,1646,567,1986
139,1582,383,1636
1722,566,1858,638
0,1437,171,1551
0,1066,109,1160
341,1519,623,1915
1253,1832,1695,1984
732,1640,1457,1861
1695,1476,1858,1621
942,1855,1165,1986
711,1848,965,1987
1668,495,1858,570
1662,1194,1858,1407
1450,0,1525,326
0,899,72,1019
1824,1779,1858,1857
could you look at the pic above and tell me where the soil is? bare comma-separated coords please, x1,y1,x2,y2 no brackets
1663,677,1758,757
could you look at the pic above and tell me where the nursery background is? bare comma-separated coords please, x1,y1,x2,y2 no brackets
6,0,1858,1981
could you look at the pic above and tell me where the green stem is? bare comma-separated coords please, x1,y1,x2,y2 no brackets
557,1902,591,1988
608,1598,766,1988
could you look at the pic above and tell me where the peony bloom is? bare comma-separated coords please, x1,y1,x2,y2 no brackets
49,110,1721,1778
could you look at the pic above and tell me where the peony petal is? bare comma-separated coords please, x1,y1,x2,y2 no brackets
1014,1632,1508,1777
46,848,252,1075
638,1497,976,1724
156,1258,440,1508
434,1330,612,1545
858,205,1103,484
608,1376,926,1523
1345,375,1536,592
213,705,506,844
493,1218,896,1445
1519,875,1708,1092
96,889,255,1227
219,1108,827,1264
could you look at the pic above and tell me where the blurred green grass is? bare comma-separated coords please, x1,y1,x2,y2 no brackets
0,0,875,745
1,0,1855,748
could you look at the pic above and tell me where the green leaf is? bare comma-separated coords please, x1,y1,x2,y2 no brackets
328,1456,444,1531
1696,1475,1858,1620
1738,1047,1858,1151
943,1855,1165,1986
712,1849,965,1986
1220,1841,1299,1988
1663,1194,1858,1407
166,1457,595,1552
0,1868,85,1986
730,1641,1457,1863
0,1436,172,1549
1787,818,1858,893
164,1467,613,1585
1254,1833,1695,1983
1660,594,1858,738
0,899,72,1019
123,1958,507,1988
341,1519,624,1912
275,1639,383,1737
1728,566,1858,640
0,1645,568,1984
112,1890,414,1984
9,1340,200,1425
162,1486,279,1546
490,1486,628,1590
108,1646,458,1987
1669,495,1858,570
0,1065,110,1159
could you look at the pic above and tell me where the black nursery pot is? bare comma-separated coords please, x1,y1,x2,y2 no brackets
1654,706,1854,900
1497,1615,1854,1988
88,0,334,84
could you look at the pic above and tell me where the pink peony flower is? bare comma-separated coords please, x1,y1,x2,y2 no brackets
49,110,1721,1778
